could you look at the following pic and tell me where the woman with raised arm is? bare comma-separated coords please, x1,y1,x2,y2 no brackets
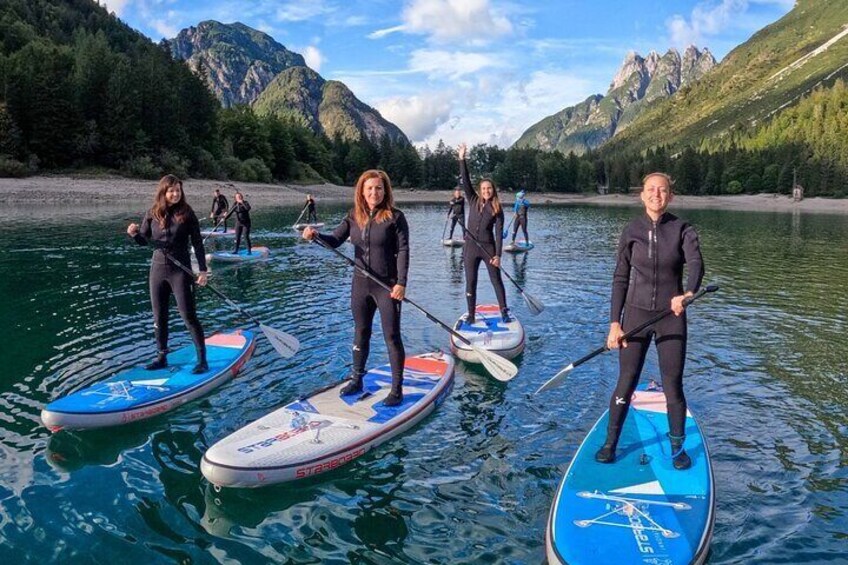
457,143,509,324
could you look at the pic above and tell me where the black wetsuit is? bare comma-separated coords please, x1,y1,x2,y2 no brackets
459,159,507,317
447,196,465,239
306,198,318,223
605,212,704,445
211,194,229,232
226,200,252,254
317,209,410,394
132,208,208,365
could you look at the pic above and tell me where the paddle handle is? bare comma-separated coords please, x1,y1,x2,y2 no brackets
312,238,476,347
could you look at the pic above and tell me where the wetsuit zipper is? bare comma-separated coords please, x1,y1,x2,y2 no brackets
651,219,658,310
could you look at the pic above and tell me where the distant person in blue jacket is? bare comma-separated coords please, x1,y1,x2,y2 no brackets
511,190,530,244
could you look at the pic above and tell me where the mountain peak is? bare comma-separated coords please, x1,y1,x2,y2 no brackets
168,21,410,145
167,21,305,107
516,43,715,155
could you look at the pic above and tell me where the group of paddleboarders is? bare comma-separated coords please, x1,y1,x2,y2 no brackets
126,156,703,469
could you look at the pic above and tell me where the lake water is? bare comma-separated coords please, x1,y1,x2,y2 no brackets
0,202,846,563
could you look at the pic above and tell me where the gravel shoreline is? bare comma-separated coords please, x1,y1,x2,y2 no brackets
1,175,846,214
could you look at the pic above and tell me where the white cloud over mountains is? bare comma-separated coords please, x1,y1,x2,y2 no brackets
377,93,456,140
666,0,795,48
370,0,513,43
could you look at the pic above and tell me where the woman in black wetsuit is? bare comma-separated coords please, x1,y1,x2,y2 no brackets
302,170,409,407
457,143,509,324
446,188,465,240
126,175,209,374
305,194,318,224
597,172,704,470
226,191,252,254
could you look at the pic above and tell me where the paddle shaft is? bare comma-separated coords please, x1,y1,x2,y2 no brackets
294,203,308,226
203,205,236,243
312,238,477,347
570,286,715,370
162,252,263,327
503,214,515,239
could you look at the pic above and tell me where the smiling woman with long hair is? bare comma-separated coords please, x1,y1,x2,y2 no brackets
597,172,704,470
457,143,509,324
302,169,410,407
126,174,209,374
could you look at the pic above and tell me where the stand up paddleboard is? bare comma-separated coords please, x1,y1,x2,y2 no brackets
41,331,256,432
450,304,525,362
293,222,325,231
201,352,454,488
201,228,236,238
546,381,714,565
504,241,534,253
441,239,464,247
206,246,270,263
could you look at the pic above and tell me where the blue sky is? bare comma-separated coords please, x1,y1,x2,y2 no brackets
103,0,794,148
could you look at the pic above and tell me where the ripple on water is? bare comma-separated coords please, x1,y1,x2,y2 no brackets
0,204,845,562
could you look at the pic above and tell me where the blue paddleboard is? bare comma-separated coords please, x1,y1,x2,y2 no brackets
547,381,714,564
42,330,256,431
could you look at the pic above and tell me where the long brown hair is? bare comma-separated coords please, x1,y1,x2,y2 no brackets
151,174,191,227
352,169,395,228
477,177,502,214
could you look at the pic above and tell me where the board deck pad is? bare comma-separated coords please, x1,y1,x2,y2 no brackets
201,353,454,487
42,331,255,430
547,381,714,565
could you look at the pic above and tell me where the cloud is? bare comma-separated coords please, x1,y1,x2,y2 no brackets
150,9,179,39
98,0,132,15
370,0,513,43
302,46,324,71
368,25,407,39
376,93,456,141
665,0,791,48
275,0,333,22
408,49,505,79
416,68,600,148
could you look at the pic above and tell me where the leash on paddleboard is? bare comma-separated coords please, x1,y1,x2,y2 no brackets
535,284,719,394
310,237,518,382
457,220,544,315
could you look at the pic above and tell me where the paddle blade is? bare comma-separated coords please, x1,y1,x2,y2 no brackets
259,324,300,358
472,346,519,381
535,363,574,394
522,291,545,316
